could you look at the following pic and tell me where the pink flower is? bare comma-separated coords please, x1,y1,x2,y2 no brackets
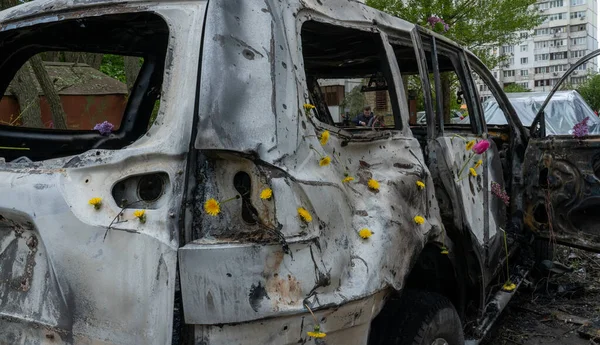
472,140,490,154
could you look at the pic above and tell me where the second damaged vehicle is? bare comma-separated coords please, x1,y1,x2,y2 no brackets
0,1,598,344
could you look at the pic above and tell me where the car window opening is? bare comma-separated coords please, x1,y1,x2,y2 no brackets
0,12,168,162
300,20,401,131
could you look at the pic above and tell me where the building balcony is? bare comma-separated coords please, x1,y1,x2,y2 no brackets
569,30,588,38
549,46,568,53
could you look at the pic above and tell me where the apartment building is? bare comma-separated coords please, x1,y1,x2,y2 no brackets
477,0,598,101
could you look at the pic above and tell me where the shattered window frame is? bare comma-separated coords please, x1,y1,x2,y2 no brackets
298,17,405,132
0,11,169,162
414,32,484,136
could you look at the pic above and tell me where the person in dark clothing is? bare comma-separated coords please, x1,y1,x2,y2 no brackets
355,106,374,126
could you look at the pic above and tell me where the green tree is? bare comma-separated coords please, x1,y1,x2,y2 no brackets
577,74,600,112
366,0,542,69
503,83,530,93
340,85,366,117
366,0,542,121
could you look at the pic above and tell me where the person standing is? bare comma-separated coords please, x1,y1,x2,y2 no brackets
355,106,374,126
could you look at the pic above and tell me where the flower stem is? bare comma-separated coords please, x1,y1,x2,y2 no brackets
309,145,324,158
450,134,468,143
456,153,474,179
304,304,318,324
221,195,241,204
502,228,510,282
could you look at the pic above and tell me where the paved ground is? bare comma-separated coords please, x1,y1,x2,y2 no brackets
481,245,600,345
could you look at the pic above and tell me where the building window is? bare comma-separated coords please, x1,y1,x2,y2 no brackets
521,69,528,76
539,0,564,9
570,11,586,19
503,70,516,77
545,12,566,21
535,79,552,87
576,63,587,70
520,45,528,52
570,24,586,32
571,76,587,84
535,28,549,36
508,57,515,65
322,85,345,106
518,82,529,89
571,0,585,5
520,32,529,39
550,51,568,60
552,39,564,46
493,71,498,78
552,26,566,34
571,50,586,58
571,37,586,45
535,41,548,49
501,45,514,54
375,91,388,111
535,53,549,61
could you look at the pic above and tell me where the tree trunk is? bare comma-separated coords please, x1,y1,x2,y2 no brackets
9,63,44,128
30,54,68,129
85,53,104,70
1,0,45,128
124,56,141,93
441,72,452,124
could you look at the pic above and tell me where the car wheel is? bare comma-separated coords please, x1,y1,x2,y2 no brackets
369,290,464,345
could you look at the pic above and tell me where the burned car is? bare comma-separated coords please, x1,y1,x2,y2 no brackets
0,1,597,345
474,90,600,135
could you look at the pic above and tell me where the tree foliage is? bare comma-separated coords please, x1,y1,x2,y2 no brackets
577,75,600,112
503,83,530,93
340,85,366,117
366,0,543,69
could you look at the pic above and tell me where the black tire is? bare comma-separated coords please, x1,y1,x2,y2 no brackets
533,237,554,263
369,290,464,345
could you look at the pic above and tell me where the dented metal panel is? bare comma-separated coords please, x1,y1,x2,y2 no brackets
180,1,447,342
0,1,206,344
523,137,600,252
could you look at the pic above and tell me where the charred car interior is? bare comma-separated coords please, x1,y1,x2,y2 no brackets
0,1,598,345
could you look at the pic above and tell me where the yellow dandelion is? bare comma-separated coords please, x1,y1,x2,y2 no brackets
298,207,312,222
342,176,355,183
303,103,316,110
465,140,475,151
204,198,220,216
502,281,516,292
469,168,477,177
319,130,330,145
414,215,425,225
416,180,425,190
474,159,483,168
260,188,273,200
368,179,380,191
307,325,326,338
307,331,326,338
358,228,373,239
88,197,102,210
133,210,146,223
319,156,331,166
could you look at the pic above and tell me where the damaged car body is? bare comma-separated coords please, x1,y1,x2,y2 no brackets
522,49,600,254
0,1,597,345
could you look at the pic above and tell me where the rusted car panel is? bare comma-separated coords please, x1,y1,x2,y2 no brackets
0,1,206,344
523,137,600,252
